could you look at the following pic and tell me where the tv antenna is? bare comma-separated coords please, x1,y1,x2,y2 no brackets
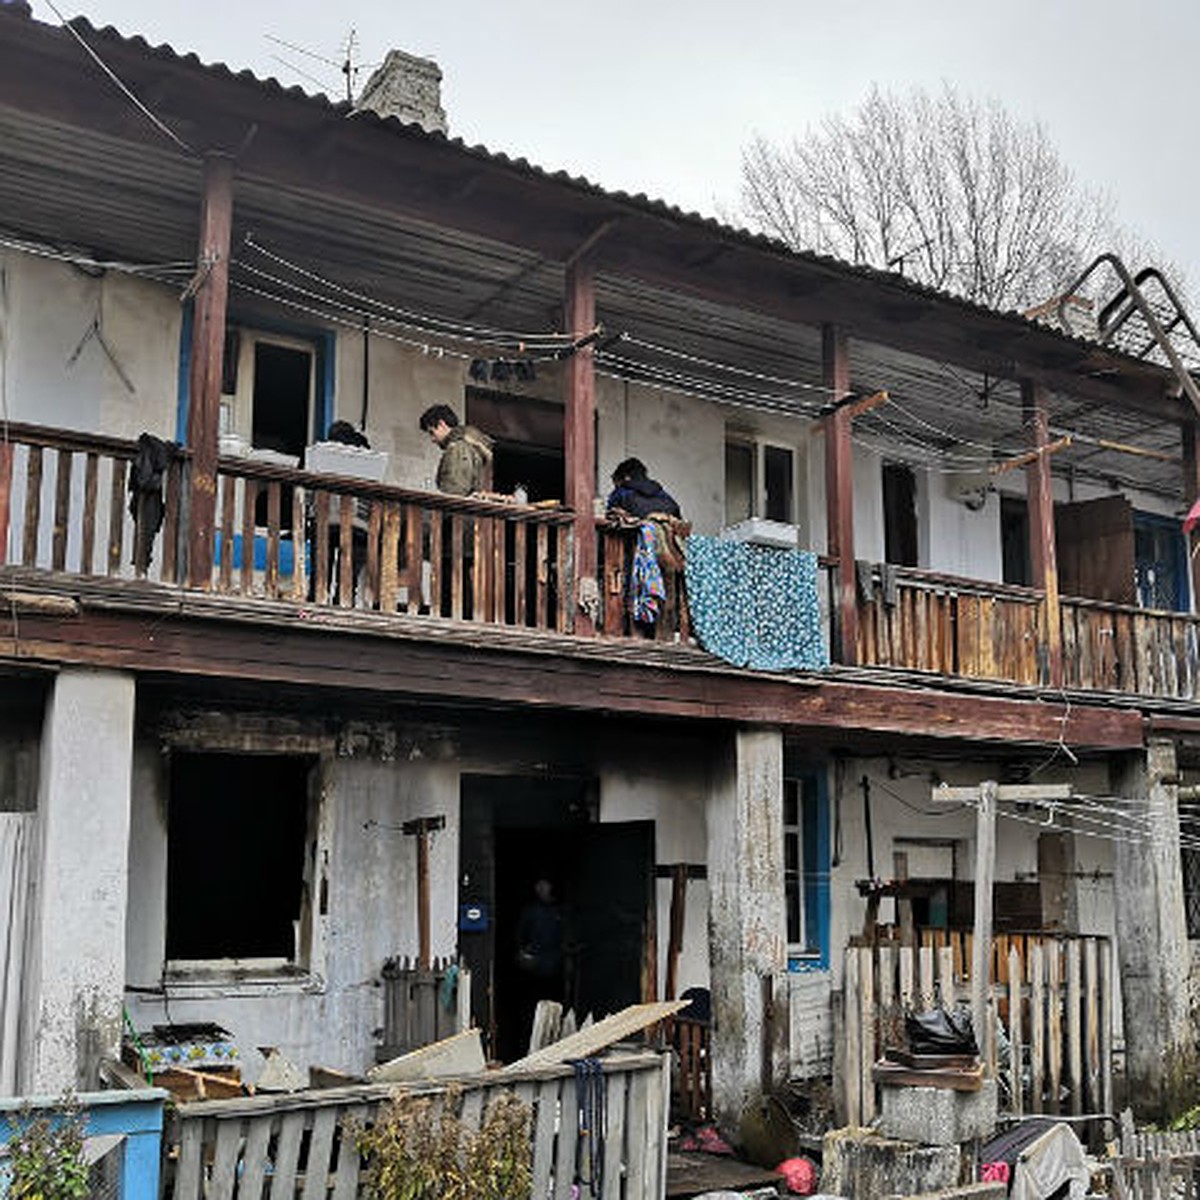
264,29,376,103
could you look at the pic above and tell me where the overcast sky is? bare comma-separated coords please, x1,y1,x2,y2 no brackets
33,1,1200,291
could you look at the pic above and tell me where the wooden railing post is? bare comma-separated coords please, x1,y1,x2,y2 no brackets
823,325,857,664
564,257,596,636
1023,380,1063,685
186,153,234,590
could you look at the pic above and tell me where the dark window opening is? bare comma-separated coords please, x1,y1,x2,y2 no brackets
466,389,564,502
1135,513,1188,612
883,462,918,567
167,751,312,961
764,445,794,523
1185,847,1200,939
251,343,312,458
725,442,754,526
1001,496,1032,586
250,342,311,528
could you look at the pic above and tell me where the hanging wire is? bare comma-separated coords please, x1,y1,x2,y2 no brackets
239,237,574,348
0,233,195,283
40,0,196,157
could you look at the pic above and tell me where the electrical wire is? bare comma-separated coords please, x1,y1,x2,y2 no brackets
0,233,195,282
240,237,574,348
41,0,196,157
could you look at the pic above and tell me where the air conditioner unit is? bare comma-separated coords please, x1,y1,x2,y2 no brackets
945,471,991,512
719,517,801,548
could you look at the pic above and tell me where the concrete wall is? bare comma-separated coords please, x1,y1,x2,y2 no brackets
26,669,135,1092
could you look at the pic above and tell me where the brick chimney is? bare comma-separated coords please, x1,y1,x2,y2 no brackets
355,50,447,134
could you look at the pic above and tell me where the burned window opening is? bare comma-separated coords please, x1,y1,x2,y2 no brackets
166,751,314,963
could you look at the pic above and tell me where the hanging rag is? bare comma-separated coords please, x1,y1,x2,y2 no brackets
684,535,828,671
855,559,876,603
127,432,177,570
630,522,667,624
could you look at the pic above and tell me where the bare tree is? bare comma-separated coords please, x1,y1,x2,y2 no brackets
739,85,1145,312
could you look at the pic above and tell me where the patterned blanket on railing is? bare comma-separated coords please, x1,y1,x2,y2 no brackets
684,535,828,671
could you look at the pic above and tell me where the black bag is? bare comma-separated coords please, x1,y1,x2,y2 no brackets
905,1004,979,1056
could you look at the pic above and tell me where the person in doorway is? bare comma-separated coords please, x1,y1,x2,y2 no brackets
516,877,564,988
605,457,681,519
513,877,565,1055
418,404,493,496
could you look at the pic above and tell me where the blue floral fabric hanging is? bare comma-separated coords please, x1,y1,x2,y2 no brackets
684,535,828,671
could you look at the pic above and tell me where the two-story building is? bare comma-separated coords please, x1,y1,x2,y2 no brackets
1,4,1197,1127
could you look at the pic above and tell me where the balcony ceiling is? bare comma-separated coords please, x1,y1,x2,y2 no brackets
0,13,1189,502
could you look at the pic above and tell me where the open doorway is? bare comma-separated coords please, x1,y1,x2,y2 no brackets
459,775,654,1062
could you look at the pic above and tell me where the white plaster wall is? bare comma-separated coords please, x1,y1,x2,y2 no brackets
925,475,1003,581
599,747,711,998
125,750,461,1082
596,376,727,534
0,251,180,437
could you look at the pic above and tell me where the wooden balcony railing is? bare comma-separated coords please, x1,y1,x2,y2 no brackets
0,422,187,582
597,522,690,641
856,566,1046,686
212,456,575,633
10,422,1200,700
1061,596,1200,699
0,423,576,635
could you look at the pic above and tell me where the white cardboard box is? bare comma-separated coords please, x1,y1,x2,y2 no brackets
305,442,389,481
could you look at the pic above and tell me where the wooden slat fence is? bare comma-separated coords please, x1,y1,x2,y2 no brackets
378,956,470,1062
164,1050,670,1200
842,934,1113,1127
1115,1112,1200,1199
856,567,1045,685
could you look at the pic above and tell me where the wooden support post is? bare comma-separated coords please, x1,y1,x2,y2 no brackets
564,257,597,636
1182,420,1200,607
186,154,234,590
656,863,706,1000
823,325,857,664
402,815,446,971
971,780,997,1074
1023,380,1062,686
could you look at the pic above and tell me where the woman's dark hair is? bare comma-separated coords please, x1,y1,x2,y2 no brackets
326,420,370,448
419,404,460,432
611,457,648,485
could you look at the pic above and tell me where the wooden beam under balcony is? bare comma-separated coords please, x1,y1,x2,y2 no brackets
0,580,1146,753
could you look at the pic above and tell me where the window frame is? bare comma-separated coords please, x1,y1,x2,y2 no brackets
724,434,798,527
783,765,831,972
176,310,335,448
158,725,334,990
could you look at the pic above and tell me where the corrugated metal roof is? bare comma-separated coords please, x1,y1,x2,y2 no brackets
47,14,1150,362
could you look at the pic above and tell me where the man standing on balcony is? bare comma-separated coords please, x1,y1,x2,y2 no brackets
606,457,681,519
418,404,493,496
